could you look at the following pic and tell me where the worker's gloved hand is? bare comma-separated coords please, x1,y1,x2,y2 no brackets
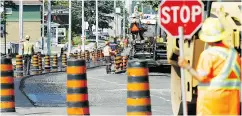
178,57,190,69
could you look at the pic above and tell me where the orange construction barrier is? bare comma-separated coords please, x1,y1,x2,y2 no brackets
32,55,39,75
1,57,15,112
127,61,151,115
52,54,58,72
66,59,90,115
15,55,23,78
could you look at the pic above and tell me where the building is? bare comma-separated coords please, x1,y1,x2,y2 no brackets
5,0,42,44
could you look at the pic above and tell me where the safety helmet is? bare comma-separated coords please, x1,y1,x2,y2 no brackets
198,18,229,42
105,41,110,45
136,2,140,5
25,35,30,40
131,14,137,18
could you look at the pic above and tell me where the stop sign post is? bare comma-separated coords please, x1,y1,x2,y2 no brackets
159,0,204,115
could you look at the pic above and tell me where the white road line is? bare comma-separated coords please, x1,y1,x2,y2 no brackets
88,76,171,102
150,95,170,102
88,77,126,85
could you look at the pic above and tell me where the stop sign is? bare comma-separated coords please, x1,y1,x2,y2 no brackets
159,0,204,38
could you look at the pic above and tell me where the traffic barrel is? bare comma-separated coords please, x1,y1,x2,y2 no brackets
123,56,128,70
66,59,90,115
15,55,23,78
74,52,78,59
78,51,82,59
81,52,85,60
85,50,90,61
69,53,74,59
91,51,96,65
114,56,121,72
52,54,58,72
44,55,51,73
32,55,39,75
1,57,15,112
100,50,104,59
97,50,100,60
62,54,67,69
127,61,151,115
38,54,42,74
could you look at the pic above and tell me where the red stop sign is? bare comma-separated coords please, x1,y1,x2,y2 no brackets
159,0,204,38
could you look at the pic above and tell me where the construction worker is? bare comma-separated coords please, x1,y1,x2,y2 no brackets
178,18,241,115
103,41,115,74
23,35,34,76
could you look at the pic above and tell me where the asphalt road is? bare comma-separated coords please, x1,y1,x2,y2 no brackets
9,66,173,115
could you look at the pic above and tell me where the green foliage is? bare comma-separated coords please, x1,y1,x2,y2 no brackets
60,38,68,44
44,0,68,7
142,0,160,11
72,36,81,46
71,1,114,35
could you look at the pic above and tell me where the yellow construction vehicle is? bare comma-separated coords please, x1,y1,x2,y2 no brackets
166,1,241,115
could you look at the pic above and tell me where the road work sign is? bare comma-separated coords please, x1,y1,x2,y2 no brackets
158,0,204,38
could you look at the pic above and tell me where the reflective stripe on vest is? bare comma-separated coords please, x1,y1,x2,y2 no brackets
198,48,241,90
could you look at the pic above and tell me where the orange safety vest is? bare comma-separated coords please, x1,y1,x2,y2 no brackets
197,47,241,115
131,23,139,33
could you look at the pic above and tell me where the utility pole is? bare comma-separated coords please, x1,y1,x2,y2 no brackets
123,0,125,40
95,0,98,48
68,0,72,56
81,0,85,52
47,0,51,55
114,0,116,38
19,0,23,55
42,0,45,54
3,0,6,55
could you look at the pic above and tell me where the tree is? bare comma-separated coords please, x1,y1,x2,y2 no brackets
72,1,114,35
142,1,160,11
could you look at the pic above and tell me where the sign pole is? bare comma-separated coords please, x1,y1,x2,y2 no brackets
178,26,187,116
19,0,23,55
81,0,85,52
47,0,51,55
95,0,98,48
68,0,72,57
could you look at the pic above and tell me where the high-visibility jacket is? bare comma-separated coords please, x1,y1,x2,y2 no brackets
103,46,111,56
130,23,139,33
196,46,241,115
23,41,34,55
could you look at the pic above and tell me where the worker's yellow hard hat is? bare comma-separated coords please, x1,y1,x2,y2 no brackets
105,41,110,45
198,18,229,42
25,35,30,40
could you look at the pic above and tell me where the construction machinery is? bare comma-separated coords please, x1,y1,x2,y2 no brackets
166,1,241,115
129,4,169,68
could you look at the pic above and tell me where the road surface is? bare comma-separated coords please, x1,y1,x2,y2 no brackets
7,66,173,115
